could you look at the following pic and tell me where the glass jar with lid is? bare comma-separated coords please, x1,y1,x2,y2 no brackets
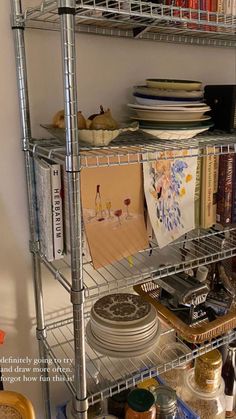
194,349,222,393
155,386,179,419
179,368,226,419
125,389,156,419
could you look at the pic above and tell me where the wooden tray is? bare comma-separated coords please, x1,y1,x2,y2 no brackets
134,281,236,343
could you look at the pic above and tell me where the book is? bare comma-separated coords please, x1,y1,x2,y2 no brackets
194,157,202,227
51,164,64,259
34,157,54,261
224,0,233,14
217,154,234,226
212,153,219,224
200,151,214,229
232,155,236,223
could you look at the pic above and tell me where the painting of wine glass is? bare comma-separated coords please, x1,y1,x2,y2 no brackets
80,161,149,269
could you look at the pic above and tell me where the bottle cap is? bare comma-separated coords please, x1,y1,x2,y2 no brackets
127,389,155,412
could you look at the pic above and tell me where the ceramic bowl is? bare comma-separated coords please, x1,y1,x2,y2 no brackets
130,109,210,121
146,78,202,91
141,126,212,140
133,93,204,106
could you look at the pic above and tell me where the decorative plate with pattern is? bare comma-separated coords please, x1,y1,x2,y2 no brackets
92,293,151,324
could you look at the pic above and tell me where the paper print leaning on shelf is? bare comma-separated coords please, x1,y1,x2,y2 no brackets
80,163,149,269
143,150,198,248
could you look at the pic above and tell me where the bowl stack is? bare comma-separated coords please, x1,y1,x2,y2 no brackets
86,293,160,358
129,78,213,140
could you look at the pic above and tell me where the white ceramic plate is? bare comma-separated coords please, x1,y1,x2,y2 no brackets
134,85,204,98
146,78,202,91
132,115,211,123
128,103,210,112
130,109,209,121
141,126,211,140
134,96,204,107
86,321,162,358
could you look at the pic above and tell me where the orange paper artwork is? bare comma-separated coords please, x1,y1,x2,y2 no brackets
81,163,149,269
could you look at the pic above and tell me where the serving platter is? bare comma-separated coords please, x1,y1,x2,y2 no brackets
128,103,210,111
131,115,211,123
129,109,210,121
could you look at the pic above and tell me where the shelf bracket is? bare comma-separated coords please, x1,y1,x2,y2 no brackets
36,328,47,340
71,288,85,305
72,397,89,415
29,240,40,254
58,0,76,14
65,155,81,172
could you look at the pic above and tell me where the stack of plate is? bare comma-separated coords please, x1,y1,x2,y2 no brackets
87,293,160,358
130,79,213,140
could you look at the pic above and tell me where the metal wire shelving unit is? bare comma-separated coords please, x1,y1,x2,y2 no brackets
11,1,236,418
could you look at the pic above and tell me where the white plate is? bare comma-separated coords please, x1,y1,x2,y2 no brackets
86,322,162,358
130,109,209,121
134,85,204,98
141,126,210,140
128,103,210,112
134,96,204,107
146,79,202,91
90,305,157,334
132,116,211,123
91,320,158,342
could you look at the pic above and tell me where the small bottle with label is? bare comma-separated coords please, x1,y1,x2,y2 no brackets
222,340,236,417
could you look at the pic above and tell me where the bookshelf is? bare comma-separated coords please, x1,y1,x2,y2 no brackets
11,1,236,418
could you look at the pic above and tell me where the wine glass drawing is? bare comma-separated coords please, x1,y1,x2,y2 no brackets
114,209,122,226
106,201,112,219
124,198,132,220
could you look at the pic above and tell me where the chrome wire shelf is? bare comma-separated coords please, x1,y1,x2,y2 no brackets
19,1,236,47
40,226,236,300
43,316,236,405
30,131,236,168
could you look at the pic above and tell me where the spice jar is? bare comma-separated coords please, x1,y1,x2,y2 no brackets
179,369,226,419
194,349,222,392
125,389,156,419
155,386,178,419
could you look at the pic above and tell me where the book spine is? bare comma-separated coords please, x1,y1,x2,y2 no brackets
212,154,219,224
194,157,202,227
34,158,54,261
217,0,223,13
217,154,234,226
51,164,64,260
224,0,232,13
232,0,236,15
201,152,214,229
232,156,236,223
211,0,217,11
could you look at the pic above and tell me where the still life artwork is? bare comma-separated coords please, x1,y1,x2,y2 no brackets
143,151,198,248
81,163,149,269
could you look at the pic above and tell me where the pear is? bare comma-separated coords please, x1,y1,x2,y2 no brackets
88,105,104,121
90,108,118,130
52,109,86,129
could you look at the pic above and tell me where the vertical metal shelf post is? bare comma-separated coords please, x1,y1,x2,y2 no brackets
11,1,51,418
58,1,88,418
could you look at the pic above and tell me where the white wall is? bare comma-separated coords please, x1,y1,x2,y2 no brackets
0,0,236,418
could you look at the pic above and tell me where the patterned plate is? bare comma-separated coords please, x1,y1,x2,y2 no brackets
92,293,151,325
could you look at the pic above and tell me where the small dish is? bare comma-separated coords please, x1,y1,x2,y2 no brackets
41,122,139,146
134,85,204,98
146,78,202,91
141,126,212,140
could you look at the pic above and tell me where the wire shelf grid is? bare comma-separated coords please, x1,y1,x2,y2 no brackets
40,226,236,300
43,315,236,405
30,131,236,168
18,1,236,47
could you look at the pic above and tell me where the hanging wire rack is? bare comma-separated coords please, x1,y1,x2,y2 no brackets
17,1,236,47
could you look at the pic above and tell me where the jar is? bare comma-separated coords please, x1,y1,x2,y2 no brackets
125,389,156,419
108,389,131,418
155,386,178,419
179,368,226,419
194,349,222,392
159,343,192,395
137,378,159,401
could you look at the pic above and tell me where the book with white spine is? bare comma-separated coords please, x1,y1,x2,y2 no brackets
34,157,54,261
51,164,64,259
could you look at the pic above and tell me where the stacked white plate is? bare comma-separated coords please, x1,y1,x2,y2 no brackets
87,293,160,358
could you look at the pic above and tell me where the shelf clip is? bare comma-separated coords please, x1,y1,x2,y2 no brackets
58,0,76,14
70,288,85,305
65,155,81,172
72,397,89,415
36,328,47,340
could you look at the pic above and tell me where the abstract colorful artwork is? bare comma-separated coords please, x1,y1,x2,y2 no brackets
143,151,198,248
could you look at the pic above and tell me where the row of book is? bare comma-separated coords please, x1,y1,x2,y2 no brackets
35,152,236,264
198,152,236,229
163,1,236,14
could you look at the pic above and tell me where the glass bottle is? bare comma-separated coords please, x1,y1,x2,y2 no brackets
222,340,236,418
155,386,179,419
